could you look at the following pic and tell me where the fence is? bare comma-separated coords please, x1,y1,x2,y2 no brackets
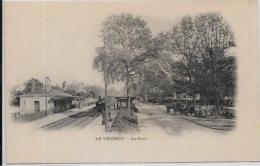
12,110,53,122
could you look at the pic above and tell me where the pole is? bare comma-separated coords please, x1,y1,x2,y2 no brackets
104,42,109,132
45,76,47,116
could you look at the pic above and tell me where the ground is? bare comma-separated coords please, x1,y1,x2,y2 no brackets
38,102,228,135
136,102,227,135
41,107,101,130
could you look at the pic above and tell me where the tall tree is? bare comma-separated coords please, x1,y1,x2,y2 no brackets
94,13,153,109
158,12,236,109
161,16,200,104
194,13,236,108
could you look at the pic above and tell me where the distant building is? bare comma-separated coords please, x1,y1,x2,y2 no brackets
72,96,86,108
19,89,74,114
173,92,200,101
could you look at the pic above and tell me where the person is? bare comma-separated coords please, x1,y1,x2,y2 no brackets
96,96,103,113
95,96,106,125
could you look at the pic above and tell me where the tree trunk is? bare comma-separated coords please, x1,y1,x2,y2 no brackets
203,96,206,106
216,95,220,110
188,69,195,107
215,87,220,111
125,66,131,111
216,86,224,111
219,88,223,110
104,43,109,132
144,86,148,102
126,77,131,110
206,89,209,106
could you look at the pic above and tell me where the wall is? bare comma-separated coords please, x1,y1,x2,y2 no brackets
20,96,54,114
53,99,72,113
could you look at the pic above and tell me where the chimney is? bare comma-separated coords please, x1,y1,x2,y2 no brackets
32,79,35,93
46,76,51,90
45,76,51,91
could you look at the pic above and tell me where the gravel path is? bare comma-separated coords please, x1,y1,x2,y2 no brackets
137,103,227,135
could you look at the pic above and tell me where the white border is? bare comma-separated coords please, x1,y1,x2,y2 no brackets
2,0,260,166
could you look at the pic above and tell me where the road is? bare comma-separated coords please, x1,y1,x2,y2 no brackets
137,103,226,135
41,107,101,130
41,102,226,134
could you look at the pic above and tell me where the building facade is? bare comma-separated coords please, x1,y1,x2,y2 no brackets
19,89,74,115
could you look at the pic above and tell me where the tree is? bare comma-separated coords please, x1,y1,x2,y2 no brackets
63,81,103,97
159,16,200,104
133,57,177,102
11,78,44,105
64,81,81,96
83,85,104,98
94,13,153,109
158,12,236,109
23,78,44,93
10,85,24,106
194,13,236,108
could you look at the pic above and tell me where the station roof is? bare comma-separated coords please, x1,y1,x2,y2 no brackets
20,89,74,98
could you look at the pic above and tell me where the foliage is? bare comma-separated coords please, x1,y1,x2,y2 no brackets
10,78,44,106
159,12,236,107
64,81,104,97
93,13,154,97
23,78,44,93
10,86,24,106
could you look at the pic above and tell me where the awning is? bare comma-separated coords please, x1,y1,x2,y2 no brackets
51,96,74,100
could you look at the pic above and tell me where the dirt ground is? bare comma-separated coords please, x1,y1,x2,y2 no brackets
136,102,228,135
111,109,139,133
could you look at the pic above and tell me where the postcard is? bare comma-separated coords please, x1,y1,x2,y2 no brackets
3,0,260,164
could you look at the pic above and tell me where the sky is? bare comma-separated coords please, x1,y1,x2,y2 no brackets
4,0,245,91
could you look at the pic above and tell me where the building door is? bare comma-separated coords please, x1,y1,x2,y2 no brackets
34,101,40,112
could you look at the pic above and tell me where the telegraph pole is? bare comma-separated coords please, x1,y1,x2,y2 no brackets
44,75,49,116
104,41,109,132
45,76,48,116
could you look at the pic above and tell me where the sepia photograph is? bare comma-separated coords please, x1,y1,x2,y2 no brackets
3,0,260,164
